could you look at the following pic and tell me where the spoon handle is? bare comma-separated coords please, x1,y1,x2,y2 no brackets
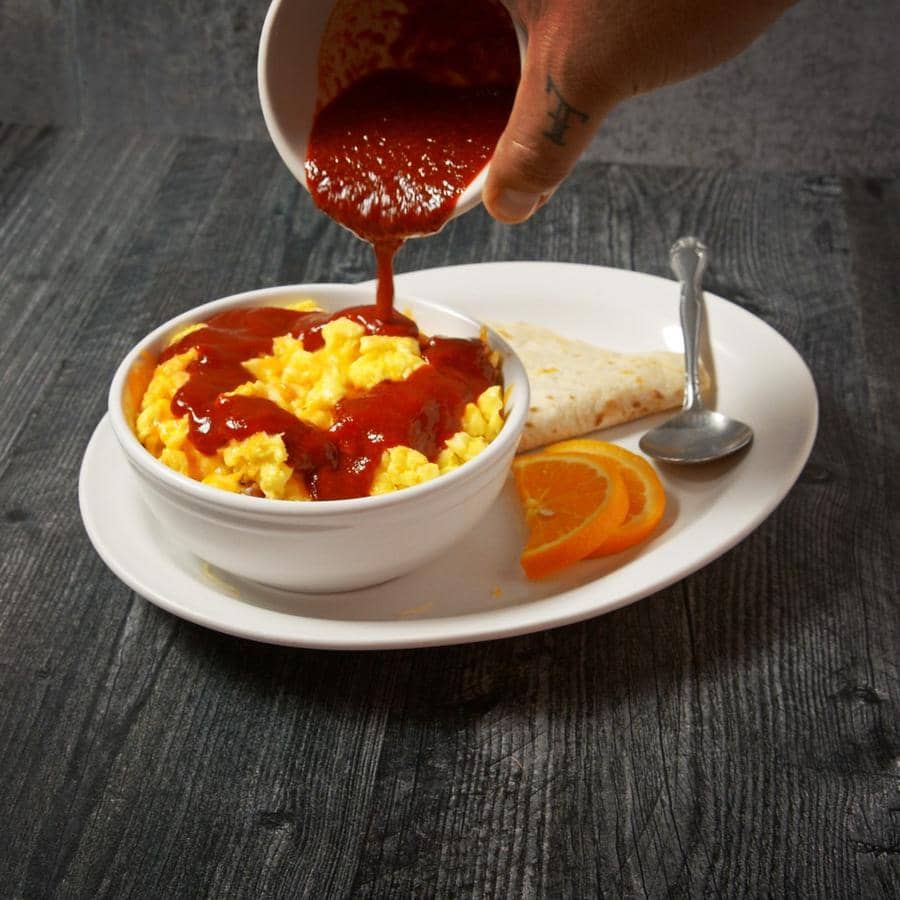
670,237,708,412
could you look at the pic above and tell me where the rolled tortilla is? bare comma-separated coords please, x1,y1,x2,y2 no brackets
490,321,693,452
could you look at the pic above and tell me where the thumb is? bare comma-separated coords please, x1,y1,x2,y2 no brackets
483,30,613,223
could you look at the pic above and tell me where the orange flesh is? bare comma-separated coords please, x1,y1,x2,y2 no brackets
512,452,629,579
543,439,667,556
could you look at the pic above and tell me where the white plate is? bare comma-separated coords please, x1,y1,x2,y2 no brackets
79,262,818,650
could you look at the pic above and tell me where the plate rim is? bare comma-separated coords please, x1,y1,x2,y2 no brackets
79,261,819,650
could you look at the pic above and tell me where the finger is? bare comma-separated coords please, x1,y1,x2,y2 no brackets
483,28,614,223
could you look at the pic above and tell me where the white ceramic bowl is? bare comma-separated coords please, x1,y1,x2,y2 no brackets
108,283,529,592
257,0,526,229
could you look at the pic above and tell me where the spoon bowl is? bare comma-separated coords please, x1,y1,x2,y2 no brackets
640,237,754,465
639,409,753,464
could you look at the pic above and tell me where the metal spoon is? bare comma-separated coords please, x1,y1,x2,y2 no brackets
639,237,753,464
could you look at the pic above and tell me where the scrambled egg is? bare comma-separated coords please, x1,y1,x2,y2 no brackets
135,301,504,500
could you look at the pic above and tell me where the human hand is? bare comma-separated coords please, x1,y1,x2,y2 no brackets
483,0,796,223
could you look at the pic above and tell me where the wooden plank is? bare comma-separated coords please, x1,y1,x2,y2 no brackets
0,126,897,898
0,130,398,899
354,168,900,897
0,1,78,127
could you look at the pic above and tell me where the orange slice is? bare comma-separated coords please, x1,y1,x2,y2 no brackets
544,439,666,555
512,452,629,579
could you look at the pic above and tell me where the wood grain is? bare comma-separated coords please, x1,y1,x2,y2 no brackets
0,126,897,898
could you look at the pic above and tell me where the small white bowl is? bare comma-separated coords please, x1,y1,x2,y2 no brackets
108,283,529,593
257,0,526,229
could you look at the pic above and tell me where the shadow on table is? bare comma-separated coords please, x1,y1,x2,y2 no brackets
169,510,796,729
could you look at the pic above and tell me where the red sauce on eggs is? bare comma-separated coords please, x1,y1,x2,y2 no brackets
161,305,500,500
155,1,519,499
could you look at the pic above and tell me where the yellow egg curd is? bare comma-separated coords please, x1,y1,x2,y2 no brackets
135,301,505,500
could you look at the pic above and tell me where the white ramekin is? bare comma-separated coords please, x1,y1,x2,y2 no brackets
257,0,527,230
108,283,529,592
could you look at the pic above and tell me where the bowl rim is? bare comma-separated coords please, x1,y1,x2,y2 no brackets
108,282,530,518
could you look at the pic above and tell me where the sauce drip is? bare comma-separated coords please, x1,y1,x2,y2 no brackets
305,0,518,314
159,2,516,498
161,305,500,500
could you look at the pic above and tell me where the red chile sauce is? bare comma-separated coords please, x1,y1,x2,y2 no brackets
161,305,500,500
159,1,517,500
305,0,519,315
305,72,515,316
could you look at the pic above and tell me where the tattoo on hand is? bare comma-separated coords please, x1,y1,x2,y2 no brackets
542,75,589,146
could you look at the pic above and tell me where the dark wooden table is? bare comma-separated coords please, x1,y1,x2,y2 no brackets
1,124,898,898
